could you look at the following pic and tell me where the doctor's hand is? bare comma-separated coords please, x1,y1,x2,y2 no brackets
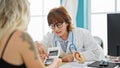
61,54,74,62
35,41,48,61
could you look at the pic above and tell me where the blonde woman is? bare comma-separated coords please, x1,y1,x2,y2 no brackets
0,0,61,68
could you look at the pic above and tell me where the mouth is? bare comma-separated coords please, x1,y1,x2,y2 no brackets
55,31,61,34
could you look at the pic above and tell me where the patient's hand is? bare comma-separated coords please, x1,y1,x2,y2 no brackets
62,54,74,62
48,58,62,68
35,41,48,61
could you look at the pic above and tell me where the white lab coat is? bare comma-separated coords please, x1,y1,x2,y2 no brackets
40,28,104,61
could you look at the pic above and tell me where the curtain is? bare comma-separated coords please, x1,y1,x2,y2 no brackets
61,0,78,27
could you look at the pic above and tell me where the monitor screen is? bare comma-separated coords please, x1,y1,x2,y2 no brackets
107,13,120,56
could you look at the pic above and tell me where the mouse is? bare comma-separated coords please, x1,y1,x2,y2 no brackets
99,60,108,67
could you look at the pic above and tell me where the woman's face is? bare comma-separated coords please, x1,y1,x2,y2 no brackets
50,22,68,37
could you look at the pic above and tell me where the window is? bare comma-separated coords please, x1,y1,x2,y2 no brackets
117,0,120,11
28,0,60,41
90,0,120,55
91,0,115,13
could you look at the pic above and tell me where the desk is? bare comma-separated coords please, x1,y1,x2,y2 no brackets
60,61,119,68
60,61,94,68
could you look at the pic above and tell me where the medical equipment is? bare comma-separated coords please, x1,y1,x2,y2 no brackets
53,32,77,53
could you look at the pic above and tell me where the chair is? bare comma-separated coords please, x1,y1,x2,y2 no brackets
93,36,103,48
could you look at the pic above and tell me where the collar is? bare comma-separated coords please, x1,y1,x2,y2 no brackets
54,31,73,42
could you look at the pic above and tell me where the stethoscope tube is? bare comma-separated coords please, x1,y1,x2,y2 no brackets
53,31,77,53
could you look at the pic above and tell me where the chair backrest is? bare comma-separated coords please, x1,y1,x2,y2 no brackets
93,36,103,48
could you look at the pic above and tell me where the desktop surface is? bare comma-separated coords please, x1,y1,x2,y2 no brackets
60,61,120,68
60,61,94,68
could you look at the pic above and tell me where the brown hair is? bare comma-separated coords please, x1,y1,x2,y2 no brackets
47,6,74,32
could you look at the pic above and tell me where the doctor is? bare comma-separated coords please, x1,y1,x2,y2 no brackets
36,6,104,62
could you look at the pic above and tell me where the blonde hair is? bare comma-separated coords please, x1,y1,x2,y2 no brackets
47,6,74,32
0,0,30,39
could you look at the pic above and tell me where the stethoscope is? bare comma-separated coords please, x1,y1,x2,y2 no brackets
53,32,77,53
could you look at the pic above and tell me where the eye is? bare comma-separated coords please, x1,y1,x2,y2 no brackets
50,24,55,28
56,23,63,26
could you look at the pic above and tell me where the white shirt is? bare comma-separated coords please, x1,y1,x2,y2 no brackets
40,28,104,61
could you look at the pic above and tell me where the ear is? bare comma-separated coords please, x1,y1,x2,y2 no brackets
65,23,69,26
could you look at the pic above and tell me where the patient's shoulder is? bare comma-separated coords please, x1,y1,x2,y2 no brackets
13,30,34,49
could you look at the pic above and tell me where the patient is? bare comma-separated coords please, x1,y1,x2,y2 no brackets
0,0,61,68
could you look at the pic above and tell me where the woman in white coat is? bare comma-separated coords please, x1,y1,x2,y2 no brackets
36,6,104,63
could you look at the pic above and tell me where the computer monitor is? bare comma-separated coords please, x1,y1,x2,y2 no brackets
107,13,120,56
